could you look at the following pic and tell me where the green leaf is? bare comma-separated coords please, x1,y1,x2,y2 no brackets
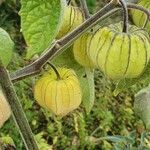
114,61,150,96
20,0,64,59
0,28,14,67
52,46,95,114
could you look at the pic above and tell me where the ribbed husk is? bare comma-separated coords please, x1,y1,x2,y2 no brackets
87,22,150,80
56,6,84,38
73,32,95,68
34,68,82,116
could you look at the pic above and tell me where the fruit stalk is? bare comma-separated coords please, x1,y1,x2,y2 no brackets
0,61,39,150
47,62,61,80
79,0,90,19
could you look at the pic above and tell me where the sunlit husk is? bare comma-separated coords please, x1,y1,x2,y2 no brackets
0,89,11,128
57,6,84,38
73,32,95,68
87,23,150,80
131,0,150,33
34,68,82,116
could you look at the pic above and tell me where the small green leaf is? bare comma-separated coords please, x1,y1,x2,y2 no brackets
52,46,95,114
0,28,14,67
20,0,64,59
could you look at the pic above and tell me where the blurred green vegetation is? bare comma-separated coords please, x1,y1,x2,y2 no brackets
0,0,150,149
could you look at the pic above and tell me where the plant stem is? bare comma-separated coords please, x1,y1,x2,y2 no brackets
79,0,90,19
10,1,116,83
119,0,128,33
10,3,150,83
0,62,39,150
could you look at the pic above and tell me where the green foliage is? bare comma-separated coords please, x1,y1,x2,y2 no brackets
20,0,63,58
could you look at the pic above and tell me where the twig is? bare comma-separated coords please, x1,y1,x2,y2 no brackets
10,1,116,83
79,0,90,19
0,62,39,150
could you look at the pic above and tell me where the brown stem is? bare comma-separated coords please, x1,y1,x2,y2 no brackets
10,1,115,83
0,61,39,150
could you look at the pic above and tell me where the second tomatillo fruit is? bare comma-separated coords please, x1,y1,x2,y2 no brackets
73,32,95,69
